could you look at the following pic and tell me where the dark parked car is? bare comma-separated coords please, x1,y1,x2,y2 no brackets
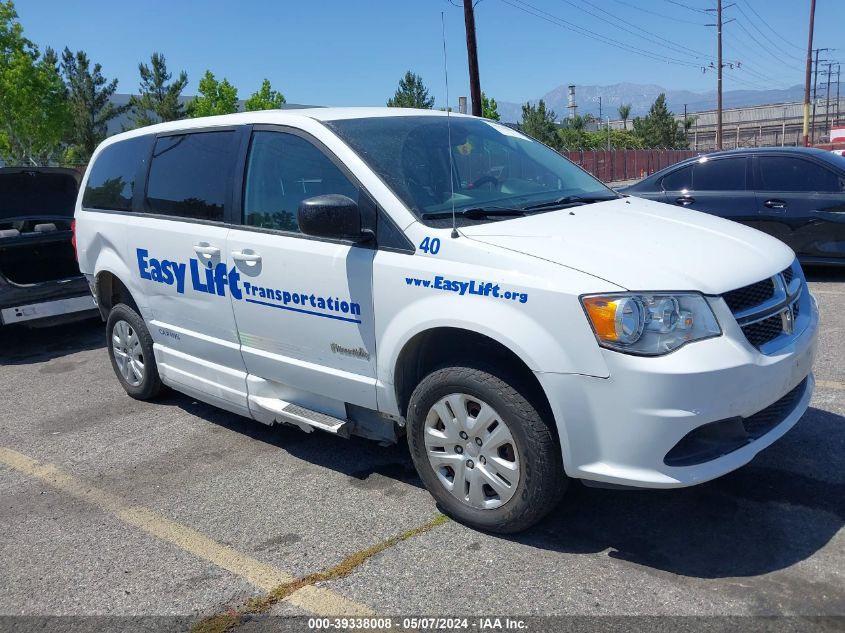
621,147,845,265
0,167,97,326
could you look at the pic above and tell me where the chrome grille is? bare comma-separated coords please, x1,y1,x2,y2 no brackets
742,314,785,347
723,278,775,313
722,262,804,354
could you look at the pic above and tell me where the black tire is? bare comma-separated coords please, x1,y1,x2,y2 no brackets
106,303,163,400
407,364,567,533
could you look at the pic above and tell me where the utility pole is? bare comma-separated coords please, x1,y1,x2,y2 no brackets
824,62,833,136
716,0,723,150
463,0,482,117
802,0,816,146
837,64,841,126
684,104,688,143
597,96,602,120
706,1,733,150
811,48,829,144
694,117,698,151
782,107,787,147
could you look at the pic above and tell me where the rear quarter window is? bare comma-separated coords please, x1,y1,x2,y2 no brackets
145,131,236,222
661,165,692,191
82,136,153,211
692,157,746,191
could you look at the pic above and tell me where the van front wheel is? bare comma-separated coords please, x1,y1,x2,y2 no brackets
106,303,163,400
407,365,566,533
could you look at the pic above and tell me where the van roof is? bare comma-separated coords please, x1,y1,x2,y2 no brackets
101,107,469,145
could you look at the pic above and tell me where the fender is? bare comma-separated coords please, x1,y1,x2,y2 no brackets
375,289,611,417
93,253,150,319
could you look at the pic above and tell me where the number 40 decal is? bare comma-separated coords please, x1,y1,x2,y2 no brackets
419,237,441,255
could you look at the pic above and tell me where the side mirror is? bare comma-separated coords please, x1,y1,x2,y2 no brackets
297,194,371,241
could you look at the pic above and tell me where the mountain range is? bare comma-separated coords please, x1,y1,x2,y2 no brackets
105,82,842,131
494,82,839,123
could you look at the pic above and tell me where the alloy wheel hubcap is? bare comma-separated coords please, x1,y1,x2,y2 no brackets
424,393,520,510
112,320,145,387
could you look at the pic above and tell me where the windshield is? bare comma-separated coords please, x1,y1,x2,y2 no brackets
325,116,615,225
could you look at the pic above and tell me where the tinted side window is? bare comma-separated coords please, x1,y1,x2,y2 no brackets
82,136,153,211
661,165,692,191
243,131,359,233
693,158,745,191
758,156,840,192
146,131,236,221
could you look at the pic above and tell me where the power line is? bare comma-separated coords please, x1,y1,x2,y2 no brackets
662,0,709,14
724,67,778,91
722,33,802,85
732,19,805,74
563,0,715,62
499,0,703,68
741,0,805,52
609,0,707,27
733,2,804,64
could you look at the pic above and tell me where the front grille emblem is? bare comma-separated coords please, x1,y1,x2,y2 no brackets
774,272,796,335
728,265,802,354
781,303,795,335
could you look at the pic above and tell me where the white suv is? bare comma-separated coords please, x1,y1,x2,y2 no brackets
75,109,818,532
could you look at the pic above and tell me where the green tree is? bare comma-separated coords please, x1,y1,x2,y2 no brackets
0,2,68,165
608,128,644,149
129,53,188,127
562,113,594,132
556,127,588,149
481,92,500,120
187,70,239,117
387,71,434,109
618,103,631,130
557,123,643,150
519,100,559,148
632,94,687,148
60,48,127,161
244,78,285,111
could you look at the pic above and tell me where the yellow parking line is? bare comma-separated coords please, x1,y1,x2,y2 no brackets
0,446,372,616
292,586,374,616
809,289,845,296
816,379,845,391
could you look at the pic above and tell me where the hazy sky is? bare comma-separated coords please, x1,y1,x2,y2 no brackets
15,0,843,107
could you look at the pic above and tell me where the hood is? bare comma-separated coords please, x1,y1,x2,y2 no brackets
0,168,79,221
460,197,794,294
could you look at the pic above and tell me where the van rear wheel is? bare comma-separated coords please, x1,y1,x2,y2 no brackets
106,303,163,400
407,364,566,533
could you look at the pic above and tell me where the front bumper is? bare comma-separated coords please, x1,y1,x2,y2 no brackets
537,293,819,488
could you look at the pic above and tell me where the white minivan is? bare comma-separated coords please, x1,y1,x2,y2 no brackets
75,109,818,532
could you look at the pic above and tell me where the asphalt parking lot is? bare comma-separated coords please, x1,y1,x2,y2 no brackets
1,269,843,629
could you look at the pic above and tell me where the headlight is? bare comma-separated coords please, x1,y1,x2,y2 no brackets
581,293,721,356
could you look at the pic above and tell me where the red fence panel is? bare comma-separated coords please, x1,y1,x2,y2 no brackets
562,149,695,183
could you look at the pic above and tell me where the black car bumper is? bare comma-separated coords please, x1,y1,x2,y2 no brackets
0,275,97,326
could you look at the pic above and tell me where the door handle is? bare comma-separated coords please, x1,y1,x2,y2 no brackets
675,196,695,206
193,242,220,258
764,199,787,210
231,250,262,263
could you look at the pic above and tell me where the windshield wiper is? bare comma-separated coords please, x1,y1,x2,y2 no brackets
421,206,526,220
523,194,619,212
